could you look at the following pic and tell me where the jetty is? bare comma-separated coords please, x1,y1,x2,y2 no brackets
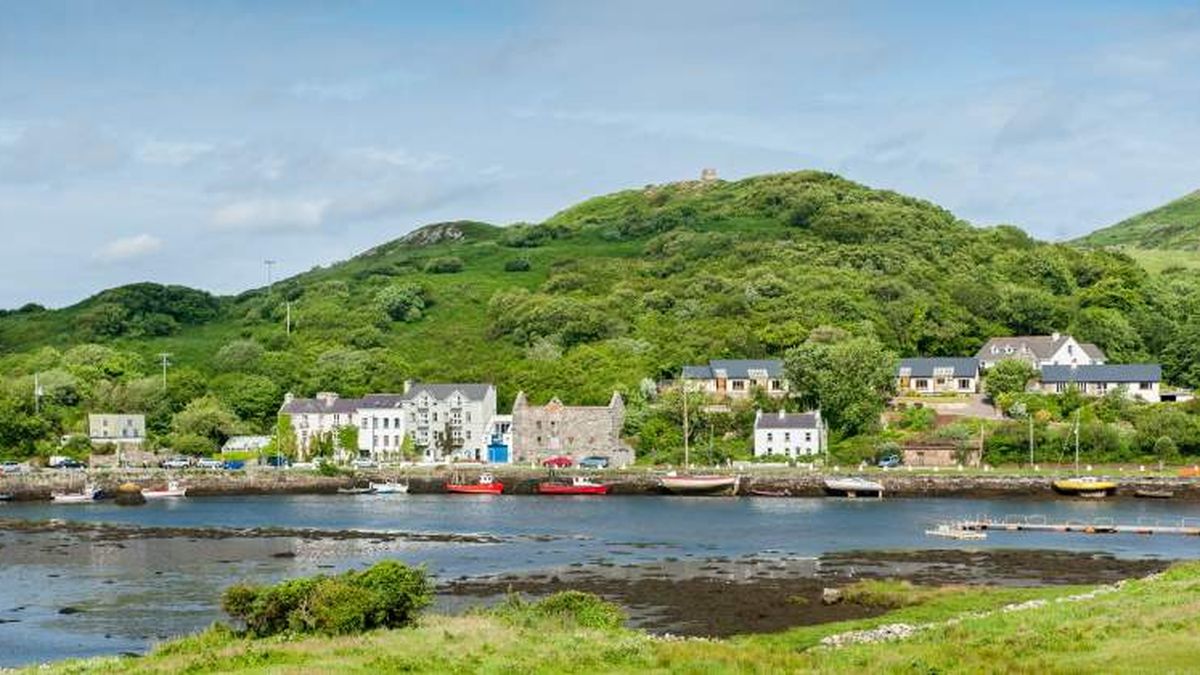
957,514,1200,536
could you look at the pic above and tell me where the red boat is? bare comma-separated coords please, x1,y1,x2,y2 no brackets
445,473,504,494
536,477,610,495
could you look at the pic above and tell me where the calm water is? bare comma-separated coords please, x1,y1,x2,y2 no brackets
1,494,1198,666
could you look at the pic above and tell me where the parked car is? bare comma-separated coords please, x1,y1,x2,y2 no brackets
160,457,192,469
53,458,87,470
264,455,290,468
290,461,316,470
877,454,902,469
0,461,28,474
578,455,610,470
541,455,574,468
352,458,378,469
222,460,246,471
196,458,224,470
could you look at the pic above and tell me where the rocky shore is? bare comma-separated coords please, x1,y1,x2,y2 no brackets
2,466,1198,501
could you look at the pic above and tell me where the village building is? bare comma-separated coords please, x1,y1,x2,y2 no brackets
279,392,360,459
221,435,272,455
1034,364,1161,402
752,409,825,458
397,383,496,462
87,413,146,449
900,441,981,468
895,357,980,395
681,359,787,399
976,333,1105,370
510,391,631,467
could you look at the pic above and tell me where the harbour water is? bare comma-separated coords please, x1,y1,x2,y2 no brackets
1,494,1197,666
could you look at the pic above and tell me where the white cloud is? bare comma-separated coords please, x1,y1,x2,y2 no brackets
94,234,163,262
136,140,215,166
212,198,330,231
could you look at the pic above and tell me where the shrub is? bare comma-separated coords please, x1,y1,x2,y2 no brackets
504,258,531,272
424,257,463,274
493,591,625,630
220,561,433,638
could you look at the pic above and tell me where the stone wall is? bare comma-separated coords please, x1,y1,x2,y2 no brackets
510,391,632,466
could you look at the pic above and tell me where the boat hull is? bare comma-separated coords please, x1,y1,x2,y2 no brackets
1135,489,1174,499
143,490,187,499
1052,479,1117,496
659,476,739,496
51,494,97,504
445,483,504,494
537,483,609,495
823,478,884,497
370,484,409,494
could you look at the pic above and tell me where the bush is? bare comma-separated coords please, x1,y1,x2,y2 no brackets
424,257,463,274
220,561,433,638
504,258,531,272
493,591,625,630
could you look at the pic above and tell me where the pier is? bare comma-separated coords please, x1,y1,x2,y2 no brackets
956,514,1200,536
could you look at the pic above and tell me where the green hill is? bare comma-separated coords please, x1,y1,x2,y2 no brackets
2,170,1199,459
1076,189,1200,251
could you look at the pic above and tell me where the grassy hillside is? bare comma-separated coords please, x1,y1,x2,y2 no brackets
4,171,1200,459
32,563,1200,674
1076,189,1200,251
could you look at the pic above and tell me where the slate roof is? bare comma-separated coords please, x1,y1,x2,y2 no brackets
358,394,407,409
896,357,979,378
402,383,493,401
976,335,1106,362
683,359,784,379
1039,364,1161,383
279,396,362,415
755,410,821,430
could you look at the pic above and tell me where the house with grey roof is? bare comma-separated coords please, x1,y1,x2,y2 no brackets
1034,364,1161,402
681,359,787,399
279,392,363,459
753,409,825,458
895,357,980,395
976,332,1105,370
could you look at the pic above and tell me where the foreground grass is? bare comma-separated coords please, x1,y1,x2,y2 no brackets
35,564,1200,674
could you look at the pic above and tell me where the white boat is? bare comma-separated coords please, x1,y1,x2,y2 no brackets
51,484,101,504
659,474,740,495
823,477,884,498
369,480,409,494
143,481,187,499
925,523,987,540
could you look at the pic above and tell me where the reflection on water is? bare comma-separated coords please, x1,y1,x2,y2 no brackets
0,494,1197,666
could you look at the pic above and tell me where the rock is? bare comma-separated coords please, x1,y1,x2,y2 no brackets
114,482,145,506
58,607,83,615
821,587,843,605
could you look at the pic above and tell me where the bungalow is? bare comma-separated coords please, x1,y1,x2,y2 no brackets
681,359,787,399
88,413,146,449
753,409,825,458
1035,364,1161,402
976,333,1105,370
895,358,980,395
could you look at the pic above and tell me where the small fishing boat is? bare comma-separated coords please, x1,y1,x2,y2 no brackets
0,493,12,502
51,484,101,504
823,477,884,498
143,481,187,499
659,474,740,496
925,523,987,540
749,488,791,497
1134,488,1174,499
369,480,409,494
445,473,504,494
337,484,375,495
537,476,610,495
1051,477,1117,497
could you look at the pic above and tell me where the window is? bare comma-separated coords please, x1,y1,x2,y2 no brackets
770,379,782,391
1096,382,1108,393
1140,382,1153,390
915,379,928,390
766,432,773,442
731,380,746,391
1056,383,1067,393
383,418,389,429
536,421,543,430
805,432,812,442
466,412,472,422
784,432,791,442
959,378,971,390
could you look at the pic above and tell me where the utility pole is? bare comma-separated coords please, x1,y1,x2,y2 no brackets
1028,414,1034,467
157,353,171,390
264,259,277,289
682,371,690,470
33,373,43,415
286,301,292,335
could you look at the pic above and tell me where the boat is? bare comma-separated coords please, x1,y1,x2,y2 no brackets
1052,411,1117,498
51,484,101,504
0,493,12,502
143,481,187,499
1135,488,1174,499
659,474,740,495
537,476,610,495
749,488,792,497
337,485,375,495
445,473,504,494
369,480,409,494
823,477,884,498
925,523,987,540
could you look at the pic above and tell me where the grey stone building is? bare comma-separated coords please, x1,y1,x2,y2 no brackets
510,391,631,467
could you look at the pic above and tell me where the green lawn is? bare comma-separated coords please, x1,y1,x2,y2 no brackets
34,564,1200,674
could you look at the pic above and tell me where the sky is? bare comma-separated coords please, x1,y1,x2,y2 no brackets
1,0,1199,308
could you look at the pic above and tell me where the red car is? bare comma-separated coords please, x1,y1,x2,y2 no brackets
541,455,574,468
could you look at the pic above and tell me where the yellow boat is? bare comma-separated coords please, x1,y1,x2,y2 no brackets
1052,477,1117,496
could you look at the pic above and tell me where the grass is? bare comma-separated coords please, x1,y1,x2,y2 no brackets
31,564,1200,674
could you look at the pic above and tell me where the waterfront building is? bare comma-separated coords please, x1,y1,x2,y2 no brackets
895,357,980,395
510,391,631,467
752,409,825,458
976,332,1105,370
681,359,787,399
1034,364,1161,403
87,413,146,449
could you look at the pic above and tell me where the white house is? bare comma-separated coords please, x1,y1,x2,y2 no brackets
88,413,146,448
681,359,788,399
976,333,1105,370
399,383,496,461
896,358,980,395
753,409,825,458
356,393,407,461
221,435,272,455
1035,364,1161,402
279,392,360,459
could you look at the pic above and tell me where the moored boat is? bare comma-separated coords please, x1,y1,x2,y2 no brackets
445,473,503,494
337,485,375,495
823,477,884,498
1135,488,1174,499
0,493,12,502
370,480,409,494
537,476,610,495
749,488,791,497
143,481,187,499
1052,477,1116,497
659,474,740,496
51,484,101,504
924,523,987,540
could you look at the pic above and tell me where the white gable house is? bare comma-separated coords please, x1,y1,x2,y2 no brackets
753,410,825,458
977,333,1105,370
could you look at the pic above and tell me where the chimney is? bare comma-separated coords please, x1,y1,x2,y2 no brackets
316,392,338,406
1051,331,1061,342
403,379,413,394
283,392,294,404
778,409,786,419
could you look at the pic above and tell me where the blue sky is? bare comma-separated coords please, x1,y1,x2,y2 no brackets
2,0,1198,307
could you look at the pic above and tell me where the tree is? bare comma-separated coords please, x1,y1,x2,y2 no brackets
984,359,1038,402
274,414,298,460
375,283,428,322
213,339,265,372
212,374,280,428
400,434,419,462
784,335,896,436
173,395,238,447
1153,436,1179,468
436,422,461,459
337,425,359,456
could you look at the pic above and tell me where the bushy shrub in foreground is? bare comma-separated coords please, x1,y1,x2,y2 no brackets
221,560,433,637
492,590,626,630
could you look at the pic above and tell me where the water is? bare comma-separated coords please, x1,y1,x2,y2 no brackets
1,494,1197,666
